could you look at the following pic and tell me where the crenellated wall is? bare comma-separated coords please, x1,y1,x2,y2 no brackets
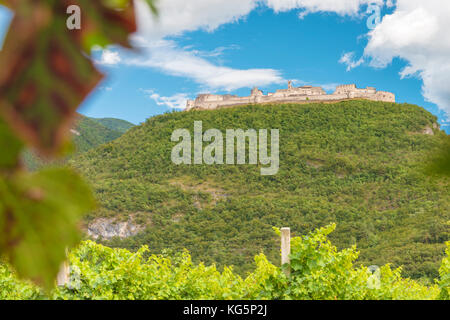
185,82,395,111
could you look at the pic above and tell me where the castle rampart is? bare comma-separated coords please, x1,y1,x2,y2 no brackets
185,82,395,110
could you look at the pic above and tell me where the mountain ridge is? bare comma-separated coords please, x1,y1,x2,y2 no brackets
23,114,134,170
90,117,135,134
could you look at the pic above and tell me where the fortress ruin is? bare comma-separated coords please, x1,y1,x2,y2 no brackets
185,81,395,110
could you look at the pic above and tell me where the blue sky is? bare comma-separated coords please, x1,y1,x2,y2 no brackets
0,1,449,132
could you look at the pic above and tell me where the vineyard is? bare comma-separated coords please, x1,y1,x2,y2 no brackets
1,225,448,300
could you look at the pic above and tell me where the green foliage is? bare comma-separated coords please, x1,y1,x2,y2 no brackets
438,241,450,299
0,225,446,300
279,224,439,300
22,115,131,170
91,117,134,134
72,101,450,280
73,116,126,153
53,241,274,300
0,118,23,169
0,0,153,290
0,263,41,300
0,168,95,288
0,117,96,288
425,135,450,176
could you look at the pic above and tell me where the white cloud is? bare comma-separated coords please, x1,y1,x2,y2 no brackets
364,0,450,118
127,39,284,91
98,50,121,65
190,45,241,59
135,0,256,40
385,0,395,8
339,51,365,71
264,0,384,16
129,1,284,91
135,0,386,40
142,89,190,109
130,0,386,92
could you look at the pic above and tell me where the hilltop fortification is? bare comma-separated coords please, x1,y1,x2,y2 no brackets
186,81,395,110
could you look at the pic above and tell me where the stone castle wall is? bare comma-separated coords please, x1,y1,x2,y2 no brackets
185,82,395,111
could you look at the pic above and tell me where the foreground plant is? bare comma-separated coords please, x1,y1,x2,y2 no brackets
0,0,156,288
1,225,447,300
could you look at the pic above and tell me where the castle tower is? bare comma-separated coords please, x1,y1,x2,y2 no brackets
185,99,195,110
251,87,263,96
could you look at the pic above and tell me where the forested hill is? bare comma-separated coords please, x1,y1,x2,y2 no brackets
71,100,450,282
72,115,127,153
23,114,134,170
91,117,135,134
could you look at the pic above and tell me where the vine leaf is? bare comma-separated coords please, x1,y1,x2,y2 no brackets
0,0,137,156
0,168,96,289
0,117,23,169
0,0,148,288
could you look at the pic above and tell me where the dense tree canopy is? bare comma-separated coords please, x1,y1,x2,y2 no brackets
71,101,449,282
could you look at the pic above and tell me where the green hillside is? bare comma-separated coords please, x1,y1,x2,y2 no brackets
23,115,131,170
91,117,135,134
71,100,450,282
73,115,125,153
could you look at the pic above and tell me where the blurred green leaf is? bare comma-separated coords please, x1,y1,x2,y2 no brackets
0,0,158,290
0,168,95,288
0,118,23,169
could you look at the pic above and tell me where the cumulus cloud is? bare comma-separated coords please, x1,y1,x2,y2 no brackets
142,89,190,109
364,0,450,118
130,0,286,91
130,0,386,92
135,0,256,40
135,0,386,39
264,0,384,17
339,51,365,71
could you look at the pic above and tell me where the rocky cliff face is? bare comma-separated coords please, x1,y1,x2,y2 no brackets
87,218,141,240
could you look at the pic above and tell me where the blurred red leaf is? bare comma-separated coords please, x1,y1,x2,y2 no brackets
0,0,136,156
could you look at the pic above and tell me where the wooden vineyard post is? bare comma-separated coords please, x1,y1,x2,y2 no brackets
56,248,70,286
281,227,291,276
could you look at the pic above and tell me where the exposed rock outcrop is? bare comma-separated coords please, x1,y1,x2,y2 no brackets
87,218,142,240
422,126,434,135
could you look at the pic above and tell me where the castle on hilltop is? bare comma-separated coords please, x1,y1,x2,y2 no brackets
185,81,395,110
